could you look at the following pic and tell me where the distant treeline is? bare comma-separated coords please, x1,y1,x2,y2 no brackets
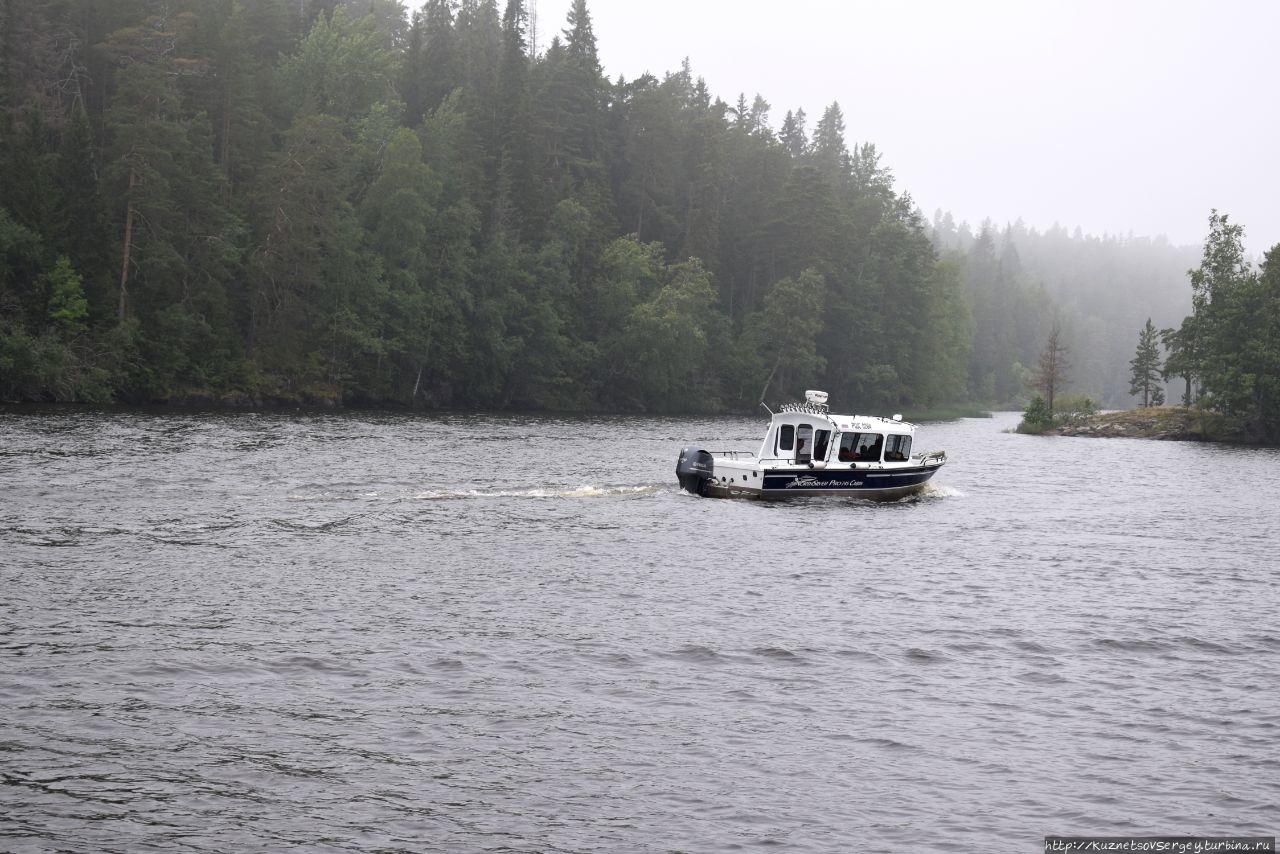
0,0,1259,413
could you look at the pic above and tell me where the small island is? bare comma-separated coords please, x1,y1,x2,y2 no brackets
1050,406,1249,443
1015,212,1277,446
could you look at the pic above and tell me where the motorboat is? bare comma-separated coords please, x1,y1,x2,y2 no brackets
676,390,946,499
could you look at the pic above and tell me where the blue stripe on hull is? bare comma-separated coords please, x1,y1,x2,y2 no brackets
760,467,937,495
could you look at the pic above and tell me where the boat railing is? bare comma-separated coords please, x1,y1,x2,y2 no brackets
915,450,947,466
779,402,829,416
709,450,757,460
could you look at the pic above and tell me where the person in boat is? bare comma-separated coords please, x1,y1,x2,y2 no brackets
859,437,882,462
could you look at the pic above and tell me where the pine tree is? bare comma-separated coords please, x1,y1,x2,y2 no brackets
1160,322,1197,406
1128,317,1163,407
279,5,395,122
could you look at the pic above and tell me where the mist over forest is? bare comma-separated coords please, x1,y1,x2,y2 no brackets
928,218,1202,407
1,0,1272,417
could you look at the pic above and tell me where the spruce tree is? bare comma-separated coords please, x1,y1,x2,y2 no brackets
779,108,807,157
419,0,459,115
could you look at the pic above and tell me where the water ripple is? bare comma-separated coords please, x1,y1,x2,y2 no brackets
2,409,1278,852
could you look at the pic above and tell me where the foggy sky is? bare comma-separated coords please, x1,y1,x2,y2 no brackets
567,0,1278,256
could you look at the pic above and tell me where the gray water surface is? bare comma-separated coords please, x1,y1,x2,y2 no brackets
2,409,1277,852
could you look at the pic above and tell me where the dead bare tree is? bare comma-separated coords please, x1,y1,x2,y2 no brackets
1035,321,1070,413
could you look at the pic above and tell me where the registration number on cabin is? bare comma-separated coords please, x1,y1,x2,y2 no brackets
839,422,875,430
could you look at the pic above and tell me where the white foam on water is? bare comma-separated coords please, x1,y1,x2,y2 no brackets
410,484,663,500
920,482,964,499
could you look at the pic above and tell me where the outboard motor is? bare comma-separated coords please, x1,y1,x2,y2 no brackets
676,447,715,496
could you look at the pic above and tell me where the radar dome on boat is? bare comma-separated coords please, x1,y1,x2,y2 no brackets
805,390,828,405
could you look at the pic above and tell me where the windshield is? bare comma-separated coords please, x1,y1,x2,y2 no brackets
836,432,883,462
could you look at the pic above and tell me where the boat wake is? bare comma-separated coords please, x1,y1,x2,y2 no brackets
410,484,665,500
918,482,964,499
286,484,666,503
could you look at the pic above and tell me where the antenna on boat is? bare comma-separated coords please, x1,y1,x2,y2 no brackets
760,401,774,416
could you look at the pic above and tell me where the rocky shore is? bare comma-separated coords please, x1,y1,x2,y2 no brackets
1053,406,1243,442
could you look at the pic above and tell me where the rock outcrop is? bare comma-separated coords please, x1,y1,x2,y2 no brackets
1054,407,1237,442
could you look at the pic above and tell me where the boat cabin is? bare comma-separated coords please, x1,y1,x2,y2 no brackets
758,392,915,468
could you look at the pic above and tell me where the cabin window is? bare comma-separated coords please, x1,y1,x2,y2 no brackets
796,424,813,461
885,434,912,462
777,424,795,454
836,432,884,462
813,429,831,461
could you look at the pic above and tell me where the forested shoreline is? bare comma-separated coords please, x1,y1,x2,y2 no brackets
0,0,1263,416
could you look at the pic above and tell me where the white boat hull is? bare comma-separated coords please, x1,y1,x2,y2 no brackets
684,458,944,501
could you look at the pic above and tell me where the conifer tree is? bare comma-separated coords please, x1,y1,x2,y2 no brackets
809,102,849,183
779,108,807,157
1159,322,1197,406
1249,246,1280,440
493,0,534,236
401,12,427,127
1128,317,1164,407
419,0,458,114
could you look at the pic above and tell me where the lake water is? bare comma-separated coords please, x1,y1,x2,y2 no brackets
2,408,1277,852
